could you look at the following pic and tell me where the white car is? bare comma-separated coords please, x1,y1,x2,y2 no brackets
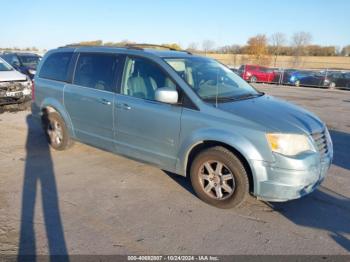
0,57,32,105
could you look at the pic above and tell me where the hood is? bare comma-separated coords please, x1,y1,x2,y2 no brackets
0,70,27,82
218,95,324,134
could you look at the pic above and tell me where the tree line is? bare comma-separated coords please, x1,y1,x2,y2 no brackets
2,32,349,62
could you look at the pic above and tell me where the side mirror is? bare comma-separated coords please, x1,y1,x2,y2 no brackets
155,88,178,104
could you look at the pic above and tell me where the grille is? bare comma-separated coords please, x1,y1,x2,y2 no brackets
0,81,27,92
312,130,328,157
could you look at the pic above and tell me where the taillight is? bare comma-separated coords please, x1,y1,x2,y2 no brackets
31,80,35,100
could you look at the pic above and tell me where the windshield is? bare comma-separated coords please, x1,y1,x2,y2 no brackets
0,59,13,71
18,55,40,68
164,57,260,102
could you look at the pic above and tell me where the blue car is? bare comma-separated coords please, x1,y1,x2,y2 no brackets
287,70,329,87
32,44,333,208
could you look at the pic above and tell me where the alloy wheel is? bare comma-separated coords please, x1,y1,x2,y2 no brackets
48,119,63,146
198,160,235,200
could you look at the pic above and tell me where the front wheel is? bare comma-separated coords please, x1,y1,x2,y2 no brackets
190,146,249,209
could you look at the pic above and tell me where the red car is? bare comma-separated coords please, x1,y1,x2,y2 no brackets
239,65,276,83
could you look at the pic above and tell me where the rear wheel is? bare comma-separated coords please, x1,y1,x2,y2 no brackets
250,76,257,83
190,146,249,209
42,111,71,150
329,82,336,89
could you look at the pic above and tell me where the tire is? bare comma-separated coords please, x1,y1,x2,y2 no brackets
42,111,71,151
295,80,300,87
329,82,336,89
190,146,249,209
250,76,257,83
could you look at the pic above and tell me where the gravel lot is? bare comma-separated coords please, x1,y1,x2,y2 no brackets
0,85,349,255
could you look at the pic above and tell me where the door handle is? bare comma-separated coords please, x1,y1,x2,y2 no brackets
116,103,131,110
99,98,112,105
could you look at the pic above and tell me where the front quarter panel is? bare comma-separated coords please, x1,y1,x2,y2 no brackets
176,107,274,177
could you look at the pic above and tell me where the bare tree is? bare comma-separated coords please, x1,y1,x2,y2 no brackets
187,42,199,52
341,45,350,56
291,32,312,65
202,40,215,55
270,33,286,67
217,44,241,54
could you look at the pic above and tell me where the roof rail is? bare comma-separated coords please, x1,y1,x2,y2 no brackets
124,43,177,51
125,43,192,54
59,43,192,54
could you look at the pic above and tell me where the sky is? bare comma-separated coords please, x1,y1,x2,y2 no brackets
1,0,350,50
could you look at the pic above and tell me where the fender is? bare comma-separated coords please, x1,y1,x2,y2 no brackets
175,128,265,178
40,97,76,138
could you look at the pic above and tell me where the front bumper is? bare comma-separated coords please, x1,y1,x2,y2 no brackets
251,151,332,202
0,81,32,105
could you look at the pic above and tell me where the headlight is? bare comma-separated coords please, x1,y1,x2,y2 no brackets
324,127,333,149
28,69,36,75
266,133,314,156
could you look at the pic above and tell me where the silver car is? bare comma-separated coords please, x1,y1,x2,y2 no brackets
0,57,32,105
32,45,333,208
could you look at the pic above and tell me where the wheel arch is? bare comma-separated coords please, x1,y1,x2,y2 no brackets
185,141,255,193
40,98,75,138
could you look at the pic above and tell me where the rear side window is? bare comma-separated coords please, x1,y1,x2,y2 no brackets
39,52,73,82
73,53,118,92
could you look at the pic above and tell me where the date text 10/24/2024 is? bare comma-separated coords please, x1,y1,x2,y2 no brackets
127,256,219,261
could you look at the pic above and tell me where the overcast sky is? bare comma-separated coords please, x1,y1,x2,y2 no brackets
2,0,350,49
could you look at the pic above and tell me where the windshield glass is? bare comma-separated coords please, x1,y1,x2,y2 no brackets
0,59,13,71
164,57,260,102
18,55,40,68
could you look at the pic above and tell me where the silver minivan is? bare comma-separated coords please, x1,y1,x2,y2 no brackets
32,45,333,208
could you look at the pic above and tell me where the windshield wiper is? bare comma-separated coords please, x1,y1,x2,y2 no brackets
203,92,264,103
234,92,264,101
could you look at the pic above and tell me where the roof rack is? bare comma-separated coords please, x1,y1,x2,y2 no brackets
124,43,177,51
124,43,192,54
59,43,192,54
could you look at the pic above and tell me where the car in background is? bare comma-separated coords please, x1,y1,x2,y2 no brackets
288,70,346,88
287,70,322,87
0,52,41,79
239,65,276,83
325,71,350,89
0,58,32,105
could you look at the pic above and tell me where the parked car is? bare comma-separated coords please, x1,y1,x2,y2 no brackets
0,52,41,79
33,45,333,208
239,64,276,83
0,58,32,105
324,71,350,89
287,70,321,87
288,70,342,88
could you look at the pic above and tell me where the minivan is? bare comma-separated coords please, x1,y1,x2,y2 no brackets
32,45,333,208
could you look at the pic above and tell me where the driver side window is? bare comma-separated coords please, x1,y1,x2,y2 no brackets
121,57,176,100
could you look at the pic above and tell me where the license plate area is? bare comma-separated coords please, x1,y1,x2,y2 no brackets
4,91,23,97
